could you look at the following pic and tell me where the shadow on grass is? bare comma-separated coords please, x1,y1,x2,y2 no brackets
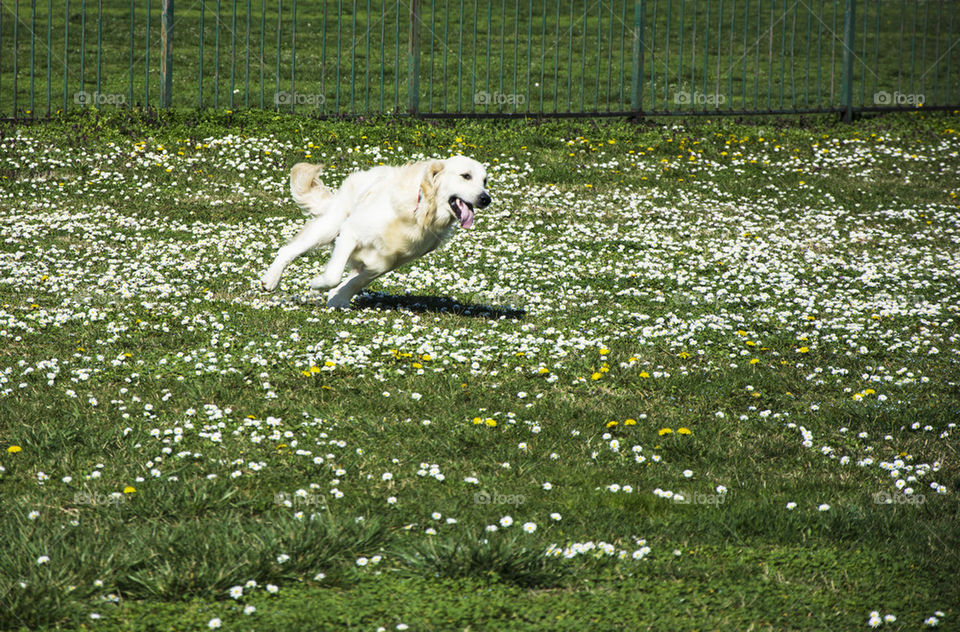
353,291,526,320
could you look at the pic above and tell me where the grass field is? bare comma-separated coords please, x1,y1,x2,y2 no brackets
1,107,959,630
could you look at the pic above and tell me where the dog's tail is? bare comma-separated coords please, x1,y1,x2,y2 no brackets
290,162,333,216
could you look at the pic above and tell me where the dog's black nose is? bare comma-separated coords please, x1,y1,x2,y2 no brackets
477,192,491,208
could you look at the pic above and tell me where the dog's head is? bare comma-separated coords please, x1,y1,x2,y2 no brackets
423,156,491,229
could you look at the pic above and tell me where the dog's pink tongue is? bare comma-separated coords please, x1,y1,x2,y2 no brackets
456,199,475,229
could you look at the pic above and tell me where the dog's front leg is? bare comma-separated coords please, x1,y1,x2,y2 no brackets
310,231,356,290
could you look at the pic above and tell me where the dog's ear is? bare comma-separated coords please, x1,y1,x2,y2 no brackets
419,160,445,201
417,160,445,226
420,160,444,197
428,160,445,180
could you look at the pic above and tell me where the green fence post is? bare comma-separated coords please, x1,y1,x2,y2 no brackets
161,0,173,108
145,0,150,107
409,0,420,115
96,0,102,101
631,0,644,116
840,0,855,121
130,0,135,107
13,0,19,116
30,0,36,115
64,0,69,111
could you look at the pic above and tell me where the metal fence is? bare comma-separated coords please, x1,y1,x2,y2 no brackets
1,0,957,119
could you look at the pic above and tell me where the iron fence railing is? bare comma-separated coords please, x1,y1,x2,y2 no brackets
0,1,957,119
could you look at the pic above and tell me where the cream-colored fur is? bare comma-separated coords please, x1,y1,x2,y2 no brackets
261,156,491,308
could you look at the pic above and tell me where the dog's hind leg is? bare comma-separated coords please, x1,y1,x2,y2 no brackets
310,230,357,290
261,209,347,292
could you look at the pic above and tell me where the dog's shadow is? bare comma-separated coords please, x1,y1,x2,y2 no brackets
353,291,526,320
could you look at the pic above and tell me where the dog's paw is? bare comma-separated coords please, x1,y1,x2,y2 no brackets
260,273,280,292
325,288,353,309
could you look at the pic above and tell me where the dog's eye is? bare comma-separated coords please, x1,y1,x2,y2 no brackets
461,173,472,180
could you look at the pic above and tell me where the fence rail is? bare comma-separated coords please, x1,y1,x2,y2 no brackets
1,0,957,119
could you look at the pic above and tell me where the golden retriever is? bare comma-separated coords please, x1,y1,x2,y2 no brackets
261,156,491,307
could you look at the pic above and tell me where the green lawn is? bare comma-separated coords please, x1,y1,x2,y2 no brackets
0,108,958,630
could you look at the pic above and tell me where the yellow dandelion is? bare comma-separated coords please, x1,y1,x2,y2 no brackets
624,419,637,426
538,368,550,374
7,445,22,453
485,418,497,427
750,358,759,365
123,486,136,494
658,428,673,436
599,347,610,355
591,372,603,380
639,371,650,379
797,347,809,353
677,427,692,435
606,421,618,428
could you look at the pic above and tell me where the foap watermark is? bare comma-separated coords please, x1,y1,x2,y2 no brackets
274,91,325,107
873,90,924,107
674,90,726,106
74,91,127,107
872,490,925,506
474,490,525,506
474,90,526,106
73,491,124,507
673,491,726,506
